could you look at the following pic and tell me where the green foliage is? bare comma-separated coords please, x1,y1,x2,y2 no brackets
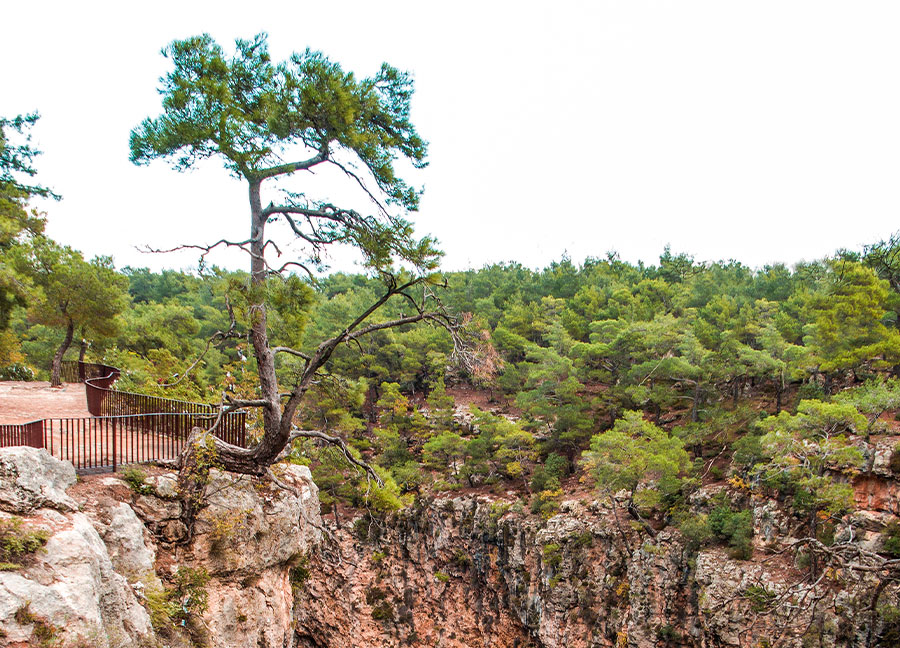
0,516,49,567
708,503,754,560
365,586,395,620
0,362,33,381
583,411,690,514
14,602,57,646
120,467,154,495
804,260,900,375
881,522,900,558
290,555,311,592
171,566,211,623
835,378,900,437
756,400,864,520
742,585,777,613
531,452,567,492
542,542,562,568
130,33,436,272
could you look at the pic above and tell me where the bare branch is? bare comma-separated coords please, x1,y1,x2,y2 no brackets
272,346,312,361
160,297,240,388
328,158,389,217
288,427,384,487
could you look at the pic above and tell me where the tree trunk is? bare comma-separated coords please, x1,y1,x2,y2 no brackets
212,180,289,473
691,381,701,422
50,317,74,388
775,382,783,414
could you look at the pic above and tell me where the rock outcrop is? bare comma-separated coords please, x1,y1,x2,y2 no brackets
294,491,899,648
0,449,154,647
0,448,321,647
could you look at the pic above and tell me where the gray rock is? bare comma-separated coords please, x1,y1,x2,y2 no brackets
0,447,77,513
0,511,153,647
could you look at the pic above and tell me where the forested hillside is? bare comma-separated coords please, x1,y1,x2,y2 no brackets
6,242,900,526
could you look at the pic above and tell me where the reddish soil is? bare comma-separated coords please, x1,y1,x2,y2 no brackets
0,381,91,424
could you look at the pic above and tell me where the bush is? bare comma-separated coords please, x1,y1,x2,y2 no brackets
678,514,713,550
882,522,900,558
797,383,825,402
0,517,49,568
708,504,753,560
531,452,567,492
0,363,34,381
120,467,154,495
542,543,562,568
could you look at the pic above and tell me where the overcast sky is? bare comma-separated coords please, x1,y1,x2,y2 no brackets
4,1,900,274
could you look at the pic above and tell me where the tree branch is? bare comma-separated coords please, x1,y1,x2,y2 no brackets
256,148,328,181
288,427,383,487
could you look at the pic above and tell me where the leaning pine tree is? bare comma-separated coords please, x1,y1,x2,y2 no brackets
130,33,465,476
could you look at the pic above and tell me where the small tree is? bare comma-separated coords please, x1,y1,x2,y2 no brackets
131,34,465,474
583,410,690,538
756,400,865,576
14,238,128,386
0,113,58,362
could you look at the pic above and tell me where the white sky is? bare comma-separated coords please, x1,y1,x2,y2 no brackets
3,1,900,274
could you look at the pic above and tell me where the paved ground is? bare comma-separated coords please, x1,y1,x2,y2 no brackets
0,381,91,424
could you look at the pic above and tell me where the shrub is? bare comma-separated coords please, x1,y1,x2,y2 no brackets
434,571,450,583
0,517,49,568
743,585,776,613
120,467,154,495
451,549,471,568
14,603,57,646
542,543,562,568
708,504,753,560
290,556,311,592
171,566,210,623
678,514,713,551
797,382,825,402
0,363,34,381
882,522,900,558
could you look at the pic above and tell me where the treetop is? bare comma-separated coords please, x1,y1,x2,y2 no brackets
129,33,427,210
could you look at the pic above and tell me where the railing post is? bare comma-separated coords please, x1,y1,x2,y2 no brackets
112,417,117,473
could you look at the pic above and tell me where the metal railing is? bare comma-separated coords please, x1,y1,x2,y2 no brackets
0,361,247,473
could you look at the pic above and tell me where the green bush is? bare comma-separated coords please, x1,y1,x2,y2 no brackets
742,585,776,612
531,453,567,492
120,467,154,495
0,517,49,568
708,504,753,560
678,514,713,550
882,522,900,558
542,543,562,568
797,382,825,402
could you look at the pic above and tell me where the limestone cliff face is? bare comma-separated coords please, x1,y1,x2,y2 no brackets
294,488,899,648
293,496,697,648
0,448,155,647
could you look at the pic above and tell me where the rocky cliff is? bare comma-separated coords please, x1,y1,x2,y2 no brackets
293,480,899,648
0,446,896,648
